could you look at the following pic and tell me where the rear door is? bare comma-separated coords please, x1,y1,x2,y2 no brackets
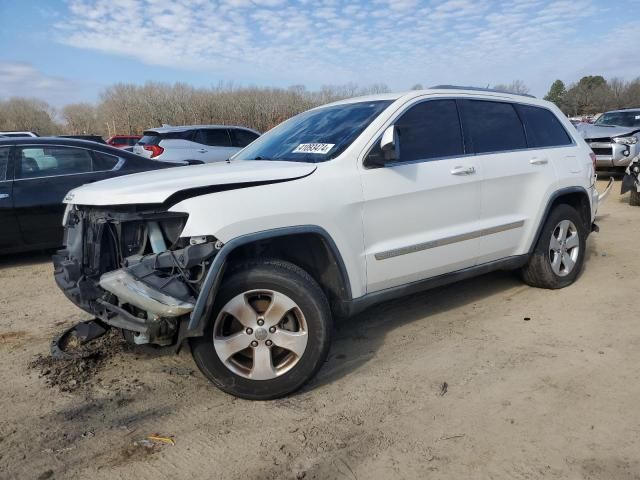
194,128,238,162
12,145,117,248
458,100,560,262
0,146,21,251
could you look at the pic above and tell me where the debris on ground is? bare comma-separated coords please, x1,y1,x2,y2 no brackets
28,328,131,392
146,434,176,446
51,319,109,360
440,382,448,396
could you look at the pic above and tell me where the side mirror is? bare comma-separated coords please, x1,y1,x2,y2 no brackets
380,125,399,162
365,125,400,168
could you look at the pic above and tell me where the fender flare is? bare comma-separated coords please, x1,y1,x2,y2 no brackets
184,225,352,338
528,186,592,256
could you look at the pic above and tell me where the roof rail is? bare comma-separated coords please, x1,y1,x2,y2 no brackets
430,85,536,99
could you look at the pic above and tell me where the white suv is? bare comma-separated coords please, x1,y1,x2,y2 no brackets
133,125,260,163
55,87,604,399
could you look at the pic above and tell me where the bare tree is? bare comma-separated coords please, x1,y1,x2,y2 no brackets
62,103,100,134
493,80,531,95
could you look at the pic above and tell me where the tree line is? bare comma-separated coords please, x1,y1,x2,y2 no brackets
0,82,391,137
1,77,638,137
544,76,640,117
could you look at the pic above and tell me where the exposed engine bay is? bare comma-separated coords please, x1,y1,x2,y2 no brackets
53,205,219,346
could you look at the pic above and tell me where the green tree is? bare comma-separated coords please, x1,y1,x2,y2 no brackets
544,80,567,108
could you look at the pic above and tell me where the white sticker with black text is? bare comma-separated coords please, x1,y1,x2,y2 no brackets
292,143,335,154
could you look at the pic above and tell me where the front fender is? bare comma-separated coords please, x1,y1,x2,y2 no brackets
182,225,352,340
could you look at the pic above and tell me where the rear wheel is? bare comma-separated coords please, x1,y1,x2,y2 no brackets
521,204,586,289
190,260,332,400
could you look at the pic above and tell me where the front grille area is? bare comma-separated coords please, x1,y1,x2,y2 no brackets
592,147,613,156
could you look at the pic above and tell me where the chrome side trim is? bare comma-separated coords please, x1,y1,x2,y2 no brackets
374,220,525,260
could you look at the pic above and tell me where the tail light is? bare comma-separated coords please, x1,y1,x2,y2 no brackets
143,145,164,158
589,152,596,171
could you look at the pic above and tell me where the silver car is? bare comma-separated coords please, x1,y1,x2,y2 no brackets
578,109,640,169
133,125,260,164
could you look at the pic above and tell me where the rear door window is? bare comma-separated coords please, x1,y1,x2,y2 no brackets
16,146,93,179
394,99,464,162
459,100,527,154
195,129,232,147
516,104,573,148
231,129,260,147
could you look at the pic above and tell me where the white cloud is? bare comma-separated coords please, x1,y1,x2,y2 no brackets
0,62,75,104
55,0,639,95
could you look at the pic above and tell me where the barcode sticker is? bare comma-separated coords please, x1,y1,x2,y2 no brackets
292,143,335,154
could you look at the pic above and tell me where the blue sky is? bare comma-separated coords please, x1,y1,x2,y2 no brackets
1,0,639,106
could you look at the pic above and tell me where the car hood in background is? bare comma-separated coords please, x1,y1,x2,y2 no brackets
65,160,317,206
577,123,640,140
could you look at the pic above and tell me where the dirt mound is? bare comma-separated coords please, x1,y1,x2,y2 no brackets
28,328,131,392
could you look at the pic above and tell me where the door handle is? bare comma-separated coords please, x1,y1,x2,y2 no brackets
529,158,548,165
450,165,476,175
198,149,207,153
0,193,9,200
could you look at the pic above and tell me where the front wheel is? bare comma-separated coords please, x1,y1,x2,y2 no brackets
521,204,586,289
190,260,332,400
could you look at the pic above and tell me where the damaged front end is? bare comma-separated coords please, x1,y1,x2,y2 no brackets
53,205,219,346
621,156,640,195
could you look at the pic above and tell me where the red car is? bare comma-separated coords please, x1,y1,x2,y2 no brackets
106,135,142,149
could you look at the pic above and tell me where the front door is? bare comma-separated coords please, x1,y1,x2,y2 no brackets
361,99,483,293
12,145,103,248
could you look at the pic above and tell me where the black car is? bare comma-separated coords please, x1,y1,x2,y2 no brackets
57,135,107,144
0,137,177,254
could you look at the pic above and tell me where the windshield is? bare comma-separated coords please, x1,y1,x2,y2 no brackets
594,111,640,128
234,100,393,163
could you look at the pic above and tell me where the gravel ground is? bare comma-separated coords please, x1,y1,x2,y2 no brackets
1,179,639,480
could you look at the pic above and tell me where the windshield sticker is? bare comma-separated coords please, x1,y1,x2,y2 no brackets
292,143,335,154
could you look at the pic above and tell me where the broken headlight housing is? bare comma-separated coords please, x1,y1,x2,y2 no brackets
613,135,638,145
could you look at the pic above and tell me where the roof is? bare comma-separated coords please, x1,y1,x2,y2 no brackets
602,108,640,114
143,125,260,134
0,136,131,152
321,86,547,110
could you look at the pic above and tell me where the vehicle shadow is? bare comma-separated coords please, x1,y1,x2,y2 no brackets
0,249,56,268
309,269,524,391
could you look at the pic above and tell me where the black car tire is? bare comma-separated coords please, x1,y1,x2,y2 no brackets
521,204,586,289
190,260,332,400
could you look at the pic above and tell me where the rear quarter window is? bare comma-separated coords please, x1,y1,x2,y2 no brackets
516,105,573,148
232,129,260,147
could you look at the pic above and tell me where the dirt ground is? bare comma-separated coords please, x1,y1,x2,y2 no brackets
1,178,639,480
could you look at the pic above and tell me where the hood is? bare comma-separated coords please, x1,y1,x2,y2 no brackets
65,160,316,206
577,123,640,140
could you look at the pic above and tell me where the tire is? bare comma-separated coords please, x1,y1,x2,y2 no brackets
630,190,640,206
190,260,332,400
521,204,586,289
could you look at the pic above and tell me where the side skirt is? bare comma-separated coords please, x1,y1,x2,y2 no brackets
341,255,529,317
